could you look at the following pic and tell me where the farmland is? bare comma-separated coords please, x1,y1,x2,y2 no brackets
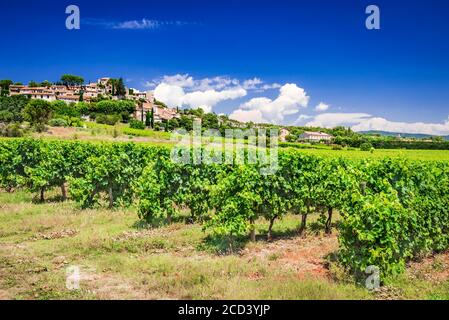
0,137,449,300
28,123,449,162
1,190,449,300
282,147,449,161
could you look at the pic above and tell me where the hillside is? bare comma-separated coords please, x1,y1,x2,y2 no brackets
359,130,449,140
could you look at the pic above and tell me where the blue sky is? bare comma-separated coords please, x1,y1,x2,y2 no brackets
1,0,449,134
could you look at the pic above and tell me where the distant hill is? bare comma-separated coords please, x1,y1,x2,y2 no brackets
359,130,449,140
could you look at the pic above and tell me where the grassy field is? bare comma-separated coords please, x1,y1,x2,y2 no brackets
284,147,449,161
31,123,175,147
26,122,449,161
1,190,448,300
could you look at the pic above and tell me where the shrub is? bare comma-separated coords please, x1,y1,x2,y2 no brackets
332,144,343,150
129,119,146,130
0,110,14,122
22,99,53,132
48,118,68,127
360,142,373,151
96,114,121,126
0,95,30,122
0,123,25,137
65,116,82,127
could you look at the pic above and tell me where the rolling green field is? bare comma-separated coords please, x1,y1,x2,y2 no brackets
24,122,449,162
284,147,449,161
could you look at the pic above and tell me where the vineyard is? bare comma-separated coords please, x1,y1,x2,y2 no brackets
1,138,449,280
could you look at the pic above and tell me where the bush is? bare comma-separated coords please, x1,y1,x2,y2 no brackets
339,159,449,278
0,123,25,137
22,100,53,132
339,190,412,276
0,110,14,122
332,144,343,150
96,114,121,126
129,119,145,130
48,118,68,127
51,101,81,118
94,100,136,115
65,116,82,127
0,95,30,122
360,142,373,151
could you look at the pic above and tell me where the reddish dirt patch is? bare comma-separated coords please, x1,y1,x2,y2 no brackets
45,126,77,136
407,251,449,283
30,229,78,241
81,269,151,300
0,289,11,300
242,234,338,280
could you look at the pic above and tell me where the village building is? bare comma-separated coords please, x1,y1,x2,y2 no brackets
134,102,154,123
279,128,290,142
153,106,180,123
58,94,82,103
10,85,57,101
298,131,334,143
8,77,183,125
8,78,120,103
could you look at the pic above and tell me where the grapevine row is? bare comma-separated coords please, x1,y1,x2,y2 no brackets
1,138,448,277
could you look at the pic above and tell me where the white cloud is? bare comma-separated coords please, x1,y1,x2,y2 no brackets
114,19,160,30
85,18,192,30
146,74,280,93
160,74,195,88
228,109,266,123
149,74,287,113
352,116,449,136
194,76,239,91
305,113,372,128
293,114,313,125
230,83,310,124
153,83,185,107
305,113,449,136
315,102,330,112
182,88,247,113
260,83,282,91
242,78,263,90
153,82,247,113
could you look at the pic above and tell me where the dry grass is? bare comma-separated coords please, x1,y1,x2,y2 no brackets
1,190,448,300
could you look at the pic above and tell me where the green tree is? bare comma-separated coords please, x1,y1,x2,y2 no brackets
167,118,179,131
0,95,30,122
40,80,52,88
178,115,193,131
202,113,219,129
51,100,81,118
145,110,152,127
60,74,84,87
154,99,167,108
116,78,126,96
360,142,373,151
107,79,117,95
0,80,13,96
22,100,53,132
